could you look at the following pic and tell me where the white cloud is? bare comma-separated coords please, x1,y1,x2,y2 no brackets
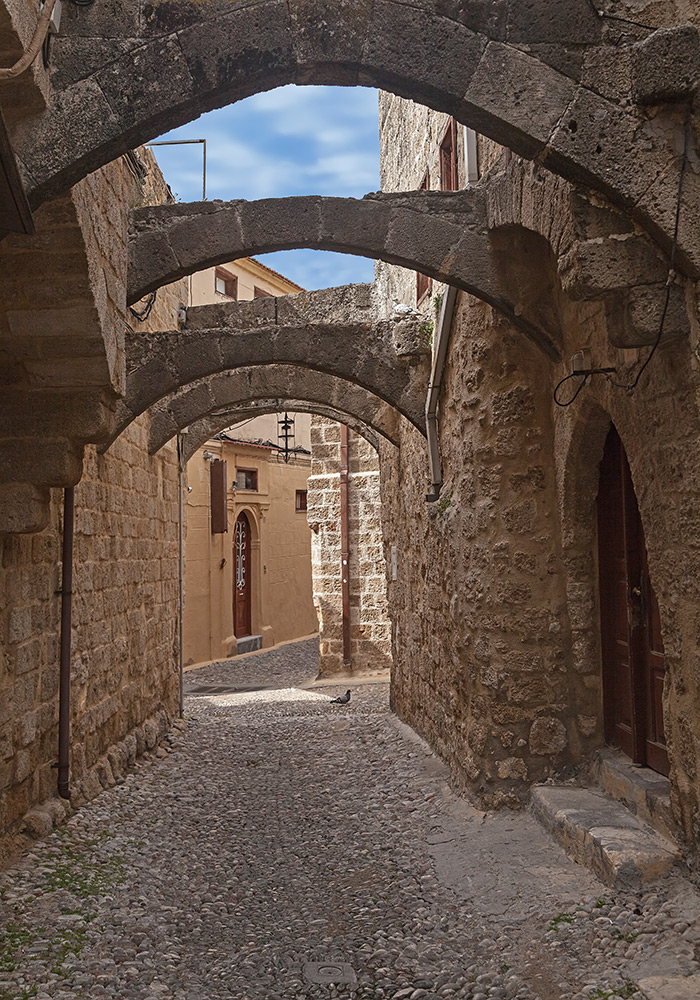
151,85,380,285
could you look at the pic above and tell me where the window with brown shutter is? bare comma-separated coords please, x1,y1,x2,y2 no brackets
215,268,237,299
440,118,458,191
416,170,432,305
210,459,228,534
295,490,308,512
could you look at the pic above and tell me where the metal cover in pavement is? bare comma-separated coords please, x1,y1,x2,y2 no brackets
303,961,357,984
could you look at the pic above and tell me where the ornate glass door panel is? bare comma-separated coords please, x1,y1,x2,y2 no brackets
234,512,252,637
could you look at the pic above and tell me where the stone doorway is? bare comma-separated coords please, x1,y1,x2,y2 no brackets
597,426,669,776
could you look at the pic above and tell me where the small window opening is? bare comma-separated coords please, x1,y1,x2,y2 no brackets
235,468,258,491
440,118,458,191
215,268,237,299
295,490,308,512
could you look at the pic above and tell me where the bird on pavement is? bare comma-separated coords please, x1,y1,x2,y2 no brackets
330,690,351,705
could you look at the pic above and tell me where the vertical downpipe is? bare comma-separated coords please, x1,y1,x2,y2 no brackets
177,434,185,719
340,424,352,668
57,487,74,800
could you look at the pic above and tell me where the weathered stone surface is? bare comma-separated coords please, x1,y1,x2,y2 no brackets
0,417,179,845
149,366,402,456
631,26,700,105
115,285,430,445
531,785,681,888
8,0,695,270
308,419,392,676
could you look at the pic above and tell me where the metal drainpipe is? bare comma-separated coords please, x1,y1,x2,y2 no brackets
57,486,74,800
425,285,459,502
340,424,352,668
177,434,185,718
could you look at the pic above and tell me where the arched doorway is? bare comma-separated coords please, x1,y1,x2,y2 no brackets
234,512,252,638
597,426,668,775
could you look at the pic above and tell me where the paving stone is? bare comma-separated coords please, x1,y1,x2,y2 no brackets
1,638,700,999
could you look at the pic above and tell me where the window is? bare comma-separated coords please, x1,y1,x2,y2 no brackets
440,118,458,191
235,468,258,491
416,171,432,305
295,490,308,512
254,286,273,298
215,268,237,299
210,459,228,535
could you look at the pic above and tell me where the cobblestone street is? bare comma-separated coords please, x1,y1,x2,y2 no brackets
2,638,700,1000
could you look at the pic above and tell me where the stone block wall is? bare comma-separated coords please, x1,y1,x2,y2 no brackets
376,89,700,845
307,418,392,676
0,146,185,853
0,416,179,852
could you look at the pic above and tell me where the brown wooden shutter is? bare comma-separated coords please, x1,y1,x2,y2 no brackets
210,459,228,534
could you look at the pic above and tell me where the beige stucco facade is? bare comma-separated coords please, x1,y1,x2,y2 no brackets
183,437,316,665
189,255,303,307
183,257,317,666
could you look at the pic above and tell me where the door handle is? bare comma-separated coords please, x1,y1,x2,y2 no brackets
630,573,646,622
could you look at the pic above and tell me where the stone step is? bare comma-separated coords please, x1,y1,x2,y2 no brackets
591,748,676,842
531,785,681,889
236,634,262,655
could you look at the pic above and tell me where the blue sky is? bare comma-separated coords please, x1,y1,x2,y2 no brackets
151,86,380,290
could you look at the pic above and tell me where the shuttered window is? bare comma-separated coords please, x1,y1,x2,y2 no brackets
210,459,228,534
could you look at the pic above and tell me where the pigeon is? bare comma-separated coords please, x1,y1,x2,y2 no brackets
392,299,421,317
330,689,351,705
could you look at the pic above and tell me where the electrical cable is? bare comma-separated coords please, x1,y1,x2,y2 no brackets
584,0,656,32
553,105,691,407
129,291,157,323
604,107,691,391
554,372,590,407
0,0,56,81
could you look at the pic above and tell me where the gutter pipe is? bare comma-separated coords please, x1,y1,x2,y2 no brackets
339,424,352,667
425,285,458,502
57,486,74,800
177,433,185,718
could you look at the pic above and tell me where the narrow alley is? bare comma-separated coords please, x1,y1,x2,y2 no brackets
1,639,699,1000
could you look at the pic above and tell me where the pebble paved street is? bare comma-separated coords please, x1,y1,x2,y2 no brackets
2,637,700,1000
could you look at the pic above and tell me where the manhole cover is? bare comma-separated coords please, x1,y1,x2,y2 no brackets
303,961,357,984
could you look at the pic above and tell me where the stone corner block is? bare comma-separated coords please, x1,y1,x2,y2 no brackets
631,25,700,105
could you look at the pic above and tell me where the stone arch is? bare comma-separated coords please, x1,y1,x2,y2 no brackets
180,402,384,463
146,366,403,456
128,192,561,358
111,285,430,447
14,2,696,269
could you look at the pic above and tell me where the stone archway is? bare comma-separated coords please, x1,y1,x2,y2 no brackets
111,284,430,446
180,402,385,463
145,366,402,456
128,191,563,357
11,2,697,270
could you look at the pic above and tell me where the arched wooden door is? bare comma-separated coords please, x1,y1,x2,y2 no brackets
597,427,668,775
234,512,252,638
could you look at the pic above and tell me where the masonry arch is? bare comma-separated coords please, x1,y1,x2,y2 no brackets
181,403,385,463
111,286,430,447
556,344,700,814
14,2,696,269
146,366,401,456
128,193,561,358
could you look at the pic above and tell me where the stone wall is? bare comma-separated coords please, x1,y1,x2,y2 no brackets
308,418,392,677
0,418,179,855
377,91,700,845
0,147,185,854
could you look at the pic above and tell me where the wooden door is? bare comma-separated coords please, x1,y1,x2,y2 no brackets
597,427,668,775
234,512,252,638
